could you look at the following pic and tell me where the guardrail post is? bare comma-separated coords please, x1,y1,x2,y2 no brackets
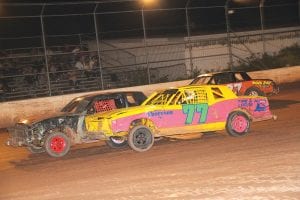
225,0,234,71
93,3,104,90
185,1,194,77
298,0,300,23
141,7,151,84
260,0,266,54
40,4,52,96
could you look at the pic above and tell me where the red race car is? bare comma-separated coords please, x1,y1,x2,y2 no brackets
190,71,279,96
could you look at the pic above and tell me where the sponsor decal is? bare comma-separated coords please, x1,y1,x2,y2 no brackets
238,99,268,112
253,80,272,87
238,99,253,107
147,111,174,118
227,83,242,94
254,100,267,112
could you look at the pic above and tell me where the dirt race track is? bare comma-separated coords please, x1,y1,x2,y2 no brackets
0,82,300,200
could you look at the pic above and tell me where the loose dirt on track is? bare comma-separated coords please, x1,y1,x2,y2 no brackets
0,82,300,200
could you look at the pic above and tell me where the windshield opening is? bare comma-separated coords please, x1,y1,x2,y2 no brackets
61,97,91,114
144,89,178,105
190,76,212,85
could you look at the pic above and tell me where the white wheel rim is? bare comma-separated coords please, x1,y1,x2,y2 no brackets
249,90,258,96
111,137,125,144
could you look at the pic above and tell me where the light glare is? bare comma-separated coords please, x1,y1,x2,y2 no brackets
142,0,156,6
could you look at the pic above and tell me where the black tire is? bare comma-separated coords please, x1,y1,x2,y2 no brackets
245,87,264,96
226,111,250,137
105,136,128,149
27,145,45,154
45,132,70,157
128,125,154,152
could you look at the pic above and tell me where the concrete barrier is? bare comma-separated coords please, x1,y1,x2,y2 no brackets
0,66,299,128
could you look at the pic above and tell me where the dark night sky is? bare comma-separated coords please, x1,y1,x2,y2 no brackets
0,0,299,49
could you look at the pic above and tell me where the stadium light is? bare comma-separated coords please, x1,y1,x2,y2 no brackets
142,0,155,5
228,9,235,14
141,0,158,7
232,0,258,5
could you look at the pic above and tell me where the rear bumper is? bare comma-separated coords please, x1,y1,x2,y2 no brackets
252,114,277,122
273,85,280,95
266,83,279,96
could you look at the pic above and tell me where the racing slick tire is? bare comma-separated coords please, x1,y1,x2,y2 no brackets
128,125,154,152
226,111,250,137
27,145,46,154
105,136,128,149
245,87,264,96
45,132,71,157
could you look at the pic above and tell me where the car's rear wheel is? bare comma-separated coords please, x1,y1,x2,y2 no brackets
27,145,45,154
128,125,154,152
105,136,127,148
45,132,70,157
245,87,264,96
226,111,250,137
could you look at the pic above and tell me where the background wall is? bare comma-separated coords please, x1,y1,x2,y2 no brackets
0,66,299,128
1,0,299,102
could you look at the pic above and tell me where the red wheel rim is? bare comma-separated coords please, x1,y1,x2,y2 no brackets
50,136,66,153
231,115,248,133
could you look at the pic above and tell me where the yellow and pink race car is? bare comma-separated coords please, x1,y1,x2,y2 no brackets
85,85,276,152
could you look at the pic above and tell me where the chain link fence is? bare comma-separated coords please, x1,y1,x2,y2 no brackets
0,0,299,101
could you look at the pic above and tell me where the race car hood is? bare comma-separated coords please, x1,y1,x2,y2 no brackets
86,105,161,121
15,112,81,126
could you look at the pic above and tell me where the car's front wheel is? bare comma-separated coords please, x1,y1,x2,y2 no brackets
226,111,250,137
105,136,127,148
45,132,71,157
128,125,154,152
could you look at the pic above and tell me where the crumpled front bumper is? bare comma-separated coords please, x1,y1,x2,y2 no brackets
6,125,30,147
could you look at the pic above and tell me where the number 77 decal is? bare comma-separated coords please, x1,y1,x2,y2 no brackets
182,104,209,124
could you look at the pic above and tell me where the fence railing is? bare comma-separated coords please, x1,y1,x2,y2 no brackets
0,0,299,102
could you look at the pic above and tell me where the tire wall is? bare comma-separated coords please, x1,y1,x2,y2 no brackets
0,66,299,129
